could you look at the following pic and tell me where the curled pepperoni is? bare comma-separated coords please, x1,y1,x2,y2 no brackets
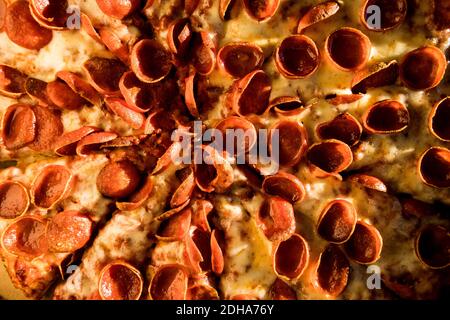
96,0,140,19
96,160,141,198
46,210,92,253
229,70,271,116
149,264,188,300
0,181,29,219
194,145,234,193
275,35,319,79
156,208,192,241
267,96,304,116
184,69,201,117
351,60,399,94
46,80,87,110
243,0,279,21
361,0,407,31
116,176,154,211
80,13,102,43
29,0,70,30
219,0,237,20
418,147,450,188
316,245,350,297
28,105,63,152
131,39,172,84
24,77,51,106
76,131,118,156
274,233,309,279
56,71,102,106
191,31,217,76
429,97,450,141
269,278,297,300
1,104,36,150
316,113,362,146
171,171,195,208
31,165,74,209
317,199,357,243
325,93,363,106
99,261,143,300
325,27,371,71
362,100,409,134
415,224,450,269
190,228,211,271
105,97,145,129
434,0,450,30
53,126,100,156
343,221,383,264
99,28,130,64
270,120,308,167
297,1,340,33
306,140,353,176
211,229,225,275
215,116,257,155
167,18,192,59
262,172,305,203
218,42,264,78
1,216,47,258
0,65,27,98
83,57,127,96
143,110,176,134
399,46,446,91
5,1,52,50
257,196,296,242
191,199,214,232
347,174,387,192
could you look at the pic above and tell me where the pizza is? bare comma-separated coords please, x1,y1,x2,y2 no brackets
0,0,449,300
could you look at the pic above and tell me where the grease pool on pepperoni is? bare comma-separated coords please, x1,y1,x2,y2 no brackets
1,103,36,150
131,39,172,84
273,233,310,280
29,0,70,30
262,171,305,203
218,42,264,78
83,57,127,96
270,120,308,168
96,160,141,198
98,261,143,300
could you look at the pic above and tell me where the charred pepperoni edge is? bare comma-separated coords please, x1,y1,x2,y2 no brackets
417,146,450,188
362,100,409,134
315,113,363,146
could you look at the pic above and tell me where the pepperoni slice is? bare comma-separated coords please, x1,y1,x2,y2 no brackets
190,31,217,76
434,0,450,30
1,103,36,150
262,172,305,203
243,0,280,22
418,147,450,188
5,1,52,50
306,140,353,176
351,60,399,94
29,0,70,30
343,221,383,264
347,174,387,192
257,196,296,242
297,1,340,33
273,233,309,279
184,69,201,117
143,110,176,134
269,278,297,300
0,65,27,98
316,113,362,146
191,199,214,232
149,264,188,300
167,18,193,59
156,208,192,241
116,176,154,211
46,210,92,253
325,93,364,106
0,181,29,219
46,80,87,110
325,27,371,71
99,261,143,300
28,105,63,152
267,96,304,116
219,0,237,20
53,126,100,156
229,70,271,116
316,245,350,297
83,57,127,96
317,199,357,243
96,160,141,198
188,228,211,272
429,97,450,142
362,100,409,134
80,13,102,43
171,170,196,208
211,229,225,275
218,42,264,78
361,0,407,31
56,71,102,106
31,165,74,209
270,120,308,167
24,77,51,106
76,131,118,156
399,46,446,91
105,97,145,129
131,39,172,84
215,116,257,156
99,27,130,64
415,224,450,269
275,35,319,79
1,216,47,258
96,0,140,19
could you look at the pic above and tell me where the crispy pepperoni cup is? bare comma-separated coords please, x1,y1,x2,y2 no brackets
418,147,450,188
1,103,36,150
243,0,280,22
149,264,189,300
219,0,236,20
167,18,192,59
267,96,304,116
399,46,446,91
297,1,340,33
262,172,305,203
0,181,29,219
96,160,141,198
215,116,257,155
76,131,118,156
270,120,308,168
325,27,371,71
96,0,140,19
131,39,172,84
275,35,320,79
0,65,27,98
362,100,409,134
53,126,100,156
317,199,357,243
99,261,143,300
316,113,362,146
191,31,217,76
257,196,296,242
56,71,102,106
360,0,407,31
273,233,310,280
269,278,297,300
83,57,127,96
351,60,399,94
428,97,450,141
347,174,387,192
306,139,353,177
29,0,70,30
218,42,264,78
105,97,145,129
343,221,383,264
156,208,191,241
415,224,450,269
